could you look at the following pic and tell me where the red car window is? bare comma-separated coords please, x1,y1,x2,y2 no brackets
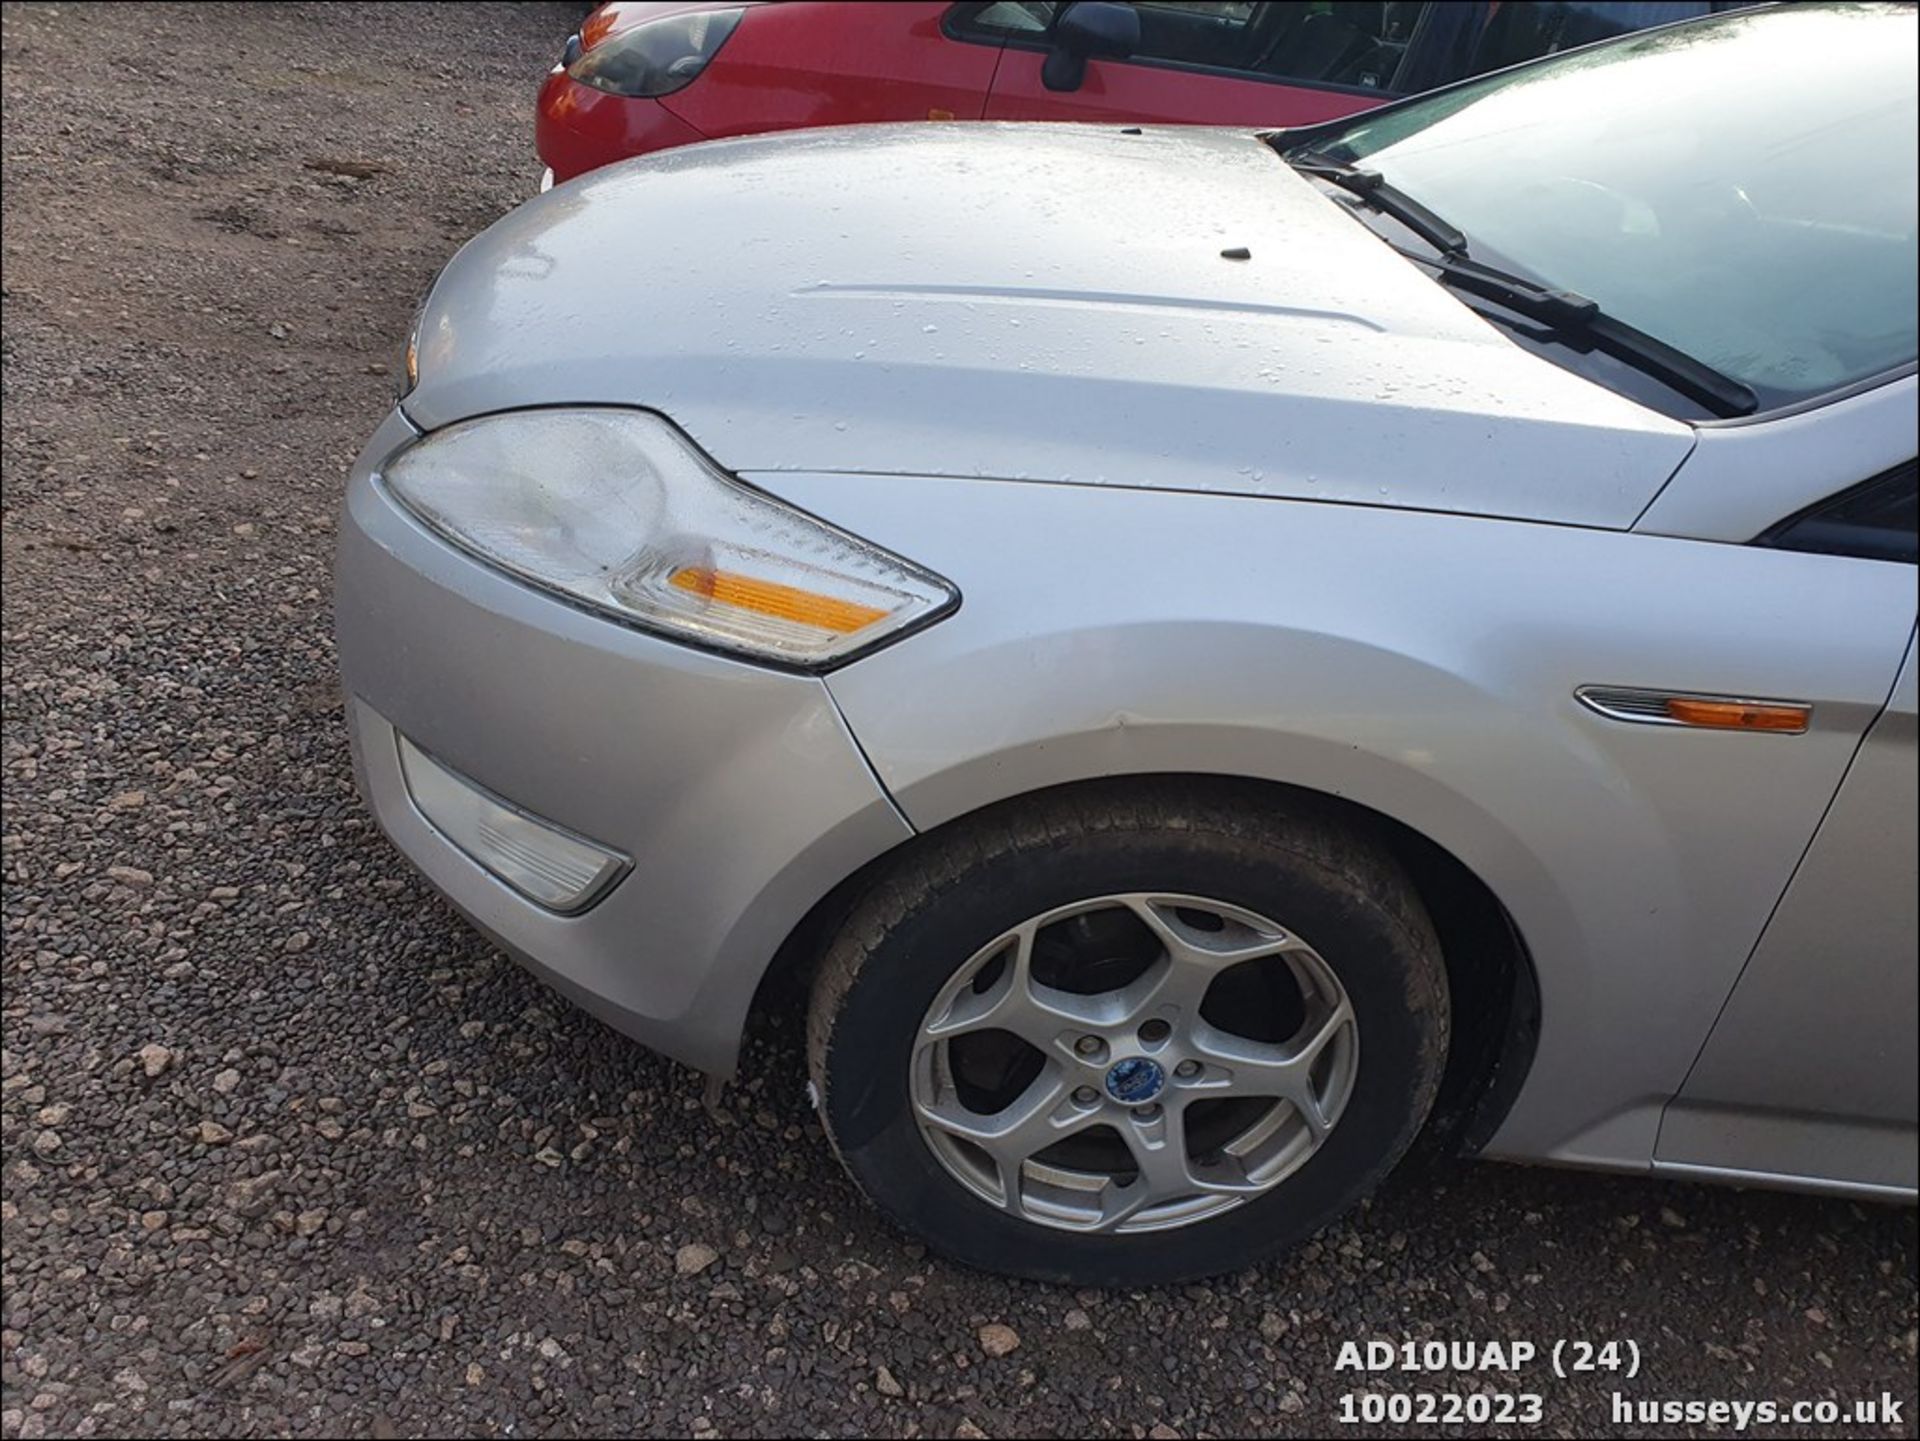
977,2,1408,128
958,3,1427,93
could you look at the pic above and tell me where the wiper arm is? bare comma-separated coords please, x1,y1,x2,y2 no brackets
1281,143,1758,417
1285,149,1468,257
1401,247,1759,418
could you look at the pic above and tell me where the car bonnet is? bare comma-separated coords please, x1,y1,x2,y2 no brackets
402,123,1693,529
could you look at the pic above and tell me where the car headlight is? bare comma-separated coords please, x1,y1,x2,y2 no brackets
382,409,957,669
567,7,744,98
398,325,419,399
398,280,434,398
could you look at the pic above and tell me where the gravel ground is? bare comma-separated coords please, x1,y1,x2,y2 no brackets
2,4,1916,1438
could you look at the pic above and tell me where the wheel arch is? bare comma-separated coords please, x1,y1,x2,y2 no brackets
752,770,1541,1156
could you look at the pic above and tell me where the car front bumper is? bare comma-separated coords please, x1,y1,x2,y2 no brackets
333,409,913,1075
535,69,710,183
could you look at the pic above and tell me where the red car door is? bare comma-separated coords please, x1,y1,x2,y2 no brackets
664,1,1003,139
967,1,1425,128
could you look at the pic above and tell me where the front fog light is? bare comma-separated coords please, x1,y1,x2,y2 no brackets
397,735,628,912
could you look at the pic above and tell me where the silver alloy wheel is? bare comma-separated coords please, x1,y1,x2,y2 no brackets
910,893,1359,1233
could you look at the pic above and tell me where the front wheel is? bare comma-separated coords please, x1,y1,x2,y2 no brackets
806,782,1450,1287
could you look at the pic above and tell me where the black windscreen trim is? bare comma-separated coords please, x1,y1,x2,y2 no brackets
1752,460,1918,564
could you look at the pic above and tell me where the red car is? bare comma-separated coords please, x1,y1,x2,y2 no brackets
536,0,1757,185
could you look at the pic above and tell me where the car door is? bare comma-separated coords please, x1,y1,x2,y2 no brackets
969,1,1422,128
663,2,1002,140
1654,461,1920,1196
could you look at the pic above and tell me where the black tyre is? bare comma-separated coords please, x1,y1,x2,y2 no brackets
806,780,1449,1287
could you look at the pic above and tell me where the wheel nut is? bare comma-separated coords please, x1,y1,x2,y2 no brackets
1175,1060,1201,1079
1138,1018,1172,1045
1074,1035,1103,1056
1134,1102,1162,1120
1072,1086,1099,1106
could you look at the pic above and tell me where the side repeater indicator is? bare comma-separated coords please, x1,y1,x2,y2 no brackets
1576,687,1811,735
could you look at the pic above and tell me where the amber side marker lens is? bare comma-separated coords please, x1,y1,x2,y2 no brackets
1663,698,1810,733
669,566,890,635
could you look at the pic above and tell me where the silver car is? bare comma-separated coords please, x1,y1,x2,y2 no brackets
335,3,1917,1284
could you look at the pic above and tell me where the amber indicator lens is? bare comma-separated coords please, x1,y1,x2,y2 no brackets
668,566,889,636
1663,698,1810,733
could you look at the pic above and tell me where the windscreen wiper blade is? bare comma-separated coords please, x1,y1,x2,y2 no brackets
1284,150,1468,257
1402,248,1759,418
1283,144,1757,417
